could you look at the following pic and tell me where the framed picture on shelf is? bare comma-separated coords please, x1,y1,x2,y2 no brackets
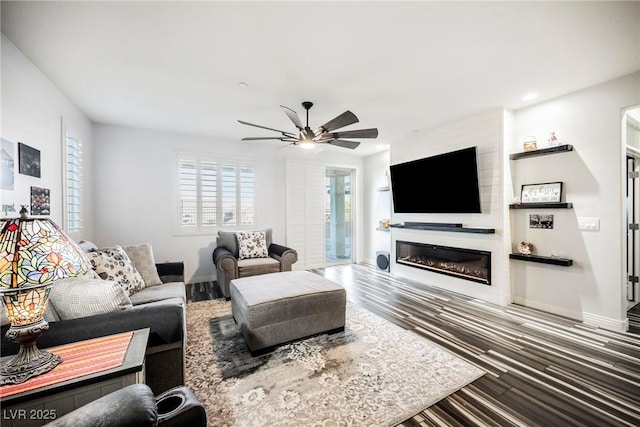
520,182,562,204
18,142,41,178
530,214,554,229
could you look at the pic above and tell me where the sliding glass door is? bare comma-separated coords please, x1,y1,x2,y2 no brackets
326,168,354,265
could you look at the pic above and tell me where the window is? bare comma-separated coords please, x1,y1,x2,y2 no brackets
177,155,255,233
63,134,83,233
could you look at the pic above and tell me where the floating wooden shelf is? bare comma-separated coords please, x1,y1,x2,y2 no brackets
509,144,573,160
509,253,573,266
376,227,390,232
389,224,495,234
509,202,573,209
377,186,390,191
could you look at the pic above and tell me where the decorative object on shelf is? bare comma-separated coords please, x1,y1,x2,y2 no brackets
0,212,91,385
523,136,537,152
530,214,554,229
30,186,51,216
548,131,560,147
378,219,390,228
521,181,562,204
17,142,41,178
517,241,534,255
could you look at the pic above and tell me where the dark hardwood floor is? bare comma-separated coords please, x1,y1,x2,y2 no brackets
187,264,640,427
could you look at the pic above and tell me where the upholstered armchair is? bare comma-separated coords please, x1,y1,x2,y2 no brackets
212,228,298,299
46,384,206,427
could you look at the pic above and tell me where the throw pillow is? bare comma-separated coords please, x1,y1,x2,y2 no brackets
122,244,163,287
86,246,146,296
237,231,268,260
49,276,132,320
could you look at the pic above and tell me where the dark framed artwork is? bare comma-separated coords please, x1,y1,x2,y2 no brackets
31,186,50,216
520,181,562,204
530,214,554,229
18,142,41,178
1,138,15,190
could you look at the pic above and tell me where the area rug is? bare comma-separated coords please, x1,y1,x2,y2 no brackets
185,300,484,427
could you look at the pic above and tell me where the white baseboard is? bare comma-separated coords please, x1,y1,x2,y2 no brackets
512,296,628,332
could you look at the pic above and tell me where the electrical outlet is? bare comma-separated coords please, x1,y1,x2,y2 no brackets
578,217,600,231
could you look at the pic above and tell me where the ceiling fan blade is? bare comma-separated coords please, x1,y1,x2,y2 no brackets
316,111,359,133
280,105,304,130
327,139,361,149
241,137,289,141
238,120,296,138
319,128,378,140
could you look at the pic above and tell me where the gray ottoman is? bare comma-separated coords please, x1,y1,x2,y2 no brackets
230,271,346,354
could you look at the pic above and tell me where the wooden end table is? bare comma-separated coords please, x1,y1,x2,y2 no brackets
0,328,149,427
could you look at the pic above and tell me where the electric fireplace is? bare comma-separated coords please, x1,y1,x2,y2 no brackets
396,240,491,285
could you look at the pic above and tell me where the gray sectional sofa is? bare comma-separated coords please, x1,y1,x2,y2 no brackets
0,247,187,395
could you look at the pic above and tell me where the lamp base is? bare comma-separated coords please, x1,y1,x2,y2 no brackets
0,345,62,385
0,318,63,385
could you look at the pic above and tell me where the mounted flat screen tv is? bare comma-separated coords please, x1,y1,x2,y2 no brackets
390,146,481,213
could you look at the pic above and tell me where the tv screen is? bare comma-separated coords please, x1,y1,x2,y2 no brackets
390,146,481,213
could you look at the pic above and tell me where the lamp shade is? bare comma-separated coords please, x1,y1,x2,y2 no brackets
0,218,91,290
0,217,91,385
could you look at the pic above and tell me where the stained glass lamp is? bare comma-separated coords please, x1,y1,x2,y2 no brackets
0,214,91,385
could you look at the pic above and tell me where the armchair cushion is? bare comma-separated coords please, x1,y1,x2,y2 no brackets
237,257,280,277
237,230,268,259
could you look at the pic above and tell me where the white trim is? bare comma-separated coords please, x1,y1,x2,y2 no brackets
513,296,628,332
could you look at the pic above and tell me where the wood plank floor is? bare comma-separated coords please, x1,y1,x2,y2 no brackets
187,264,640,427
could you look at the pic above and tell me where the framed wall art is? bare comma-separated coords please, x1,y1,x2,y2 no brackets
31,186,50,216
520,182,562,204
1,138,15,190
18,142,41,178
530,214,554,229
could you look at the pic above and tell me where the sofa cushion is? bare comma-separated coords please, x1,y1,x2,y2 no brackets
129,281,186,305
49,276,132,320
122,244,163,287
87,246,146,296
237,231,268,260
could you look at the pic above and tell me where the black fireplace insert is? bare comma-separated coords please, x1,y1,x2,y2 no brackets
396,240,491,285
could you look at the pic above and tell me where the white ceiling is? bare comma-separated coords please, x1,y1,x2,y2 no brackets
2,1,639,156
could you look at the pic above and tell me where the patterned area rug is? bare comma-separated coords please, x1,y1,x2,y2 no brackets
185,300,484,426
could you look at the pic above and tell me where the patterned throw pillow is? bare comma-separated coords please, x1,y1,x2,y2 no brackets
86,246,146,296
49,276,132,320
122,244,163,287
237,231,269,260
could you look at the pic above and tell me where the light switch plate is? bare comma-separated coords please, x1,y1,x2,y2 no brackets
578,217,600,231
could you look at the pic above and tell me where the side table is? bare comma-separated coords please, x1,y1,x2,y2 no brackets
1,328,149,427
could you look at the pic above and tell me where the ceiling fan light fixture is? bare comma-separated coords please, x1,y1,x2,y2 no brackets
299,141,315,149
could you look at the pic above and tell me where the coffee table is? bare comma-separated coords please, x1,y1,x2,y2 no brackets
0,328,149,427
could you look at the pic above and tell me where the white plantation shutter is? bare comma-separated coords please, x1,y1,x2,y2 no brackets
177,155,254,233
285,159,325,269
201,161,217,227
240,164,255,225
64,134,83,233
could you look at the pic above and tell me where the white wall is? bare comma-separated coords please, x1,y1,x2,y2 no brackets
386,108,510,306
1,35,94,240
362,150,391,266
92,124,362,283
510,72,640,330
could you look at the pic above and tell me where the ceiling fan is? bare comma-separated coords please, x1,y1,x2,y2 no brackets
238,101,378,150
